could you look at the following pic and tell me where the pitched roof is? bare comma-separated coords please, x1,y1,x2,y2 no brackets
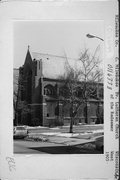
31,52,78,79
27,49,103,83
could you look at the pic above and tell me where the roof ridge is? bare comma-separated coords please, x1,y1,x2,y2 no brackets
32,51,78,60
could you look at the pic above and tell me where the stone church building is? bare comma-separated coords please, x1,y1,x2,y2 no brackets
16,47,104,127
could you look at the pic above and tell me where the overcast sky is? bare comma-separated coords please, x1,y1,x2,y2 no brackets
14,21,104,68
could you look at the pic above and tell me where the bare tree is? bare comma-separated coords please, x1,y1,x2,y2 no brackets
59,46,103,133
13,68,31,125
13,69,20,125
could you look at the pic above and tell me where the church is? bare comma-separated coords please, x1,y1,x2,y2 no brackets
15,47,104,127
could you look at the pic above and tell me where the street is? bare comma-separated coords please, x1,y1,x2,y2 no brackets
14,139,102,154
14,124,104,154
14,140,64,154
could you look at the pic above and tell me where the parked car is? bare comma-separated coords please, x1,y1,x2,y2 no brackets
13,126,28,139
95,135,104,151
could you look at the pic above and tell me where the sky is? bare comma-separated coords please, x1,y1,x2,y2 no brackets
14,21,104,68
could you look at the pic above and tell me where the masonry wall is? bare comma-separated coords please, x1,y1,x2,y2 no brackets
17,52,104,127
41,78,103,126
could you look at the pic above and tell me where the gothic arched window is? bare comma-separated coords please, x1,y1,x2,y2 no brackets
44,85,54,96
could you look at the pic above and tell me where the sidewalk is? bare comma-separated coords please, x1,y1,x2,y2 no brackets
44,136,96,146
26,124,103,130
27,129,103,146
29,129,103,138
27,133,96,146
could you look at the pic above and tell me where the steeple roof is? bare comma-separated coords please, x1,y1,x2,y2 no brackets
23,46,33,73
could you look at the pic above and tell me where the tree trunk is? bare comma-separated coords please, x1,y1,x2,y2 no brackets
69,117,73,133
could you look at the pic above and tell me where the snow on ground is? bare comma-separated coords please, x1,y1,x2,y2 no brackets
33,129,104,138
26,124,103,130
84,124,103,127
55,133,79,137
92,129,104,133
26,126,48,129
80,129,103,135
49,127,60,130
78,123,104,127
30,132,80,138
40,132,60,136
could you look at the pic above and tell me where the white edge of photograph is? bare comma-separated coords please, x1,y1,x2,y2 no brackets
0,0,119,180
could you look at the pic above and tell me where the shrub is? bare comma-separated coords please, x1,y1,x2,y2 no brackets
31,118,40,126
48,119,64,127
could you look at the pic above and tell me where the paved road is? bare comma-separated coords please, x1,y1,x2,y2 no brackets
14,139,102,154
14,140,64,154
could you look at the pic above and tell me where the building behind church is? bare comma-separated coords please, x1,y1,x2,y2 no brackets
14,47,104,127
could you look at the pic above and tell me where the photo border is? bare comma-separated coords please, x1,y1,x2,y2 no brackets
0,1,119,179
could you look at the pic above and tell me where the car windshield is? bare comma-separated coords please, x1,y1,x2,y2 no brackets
16,127,25,130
